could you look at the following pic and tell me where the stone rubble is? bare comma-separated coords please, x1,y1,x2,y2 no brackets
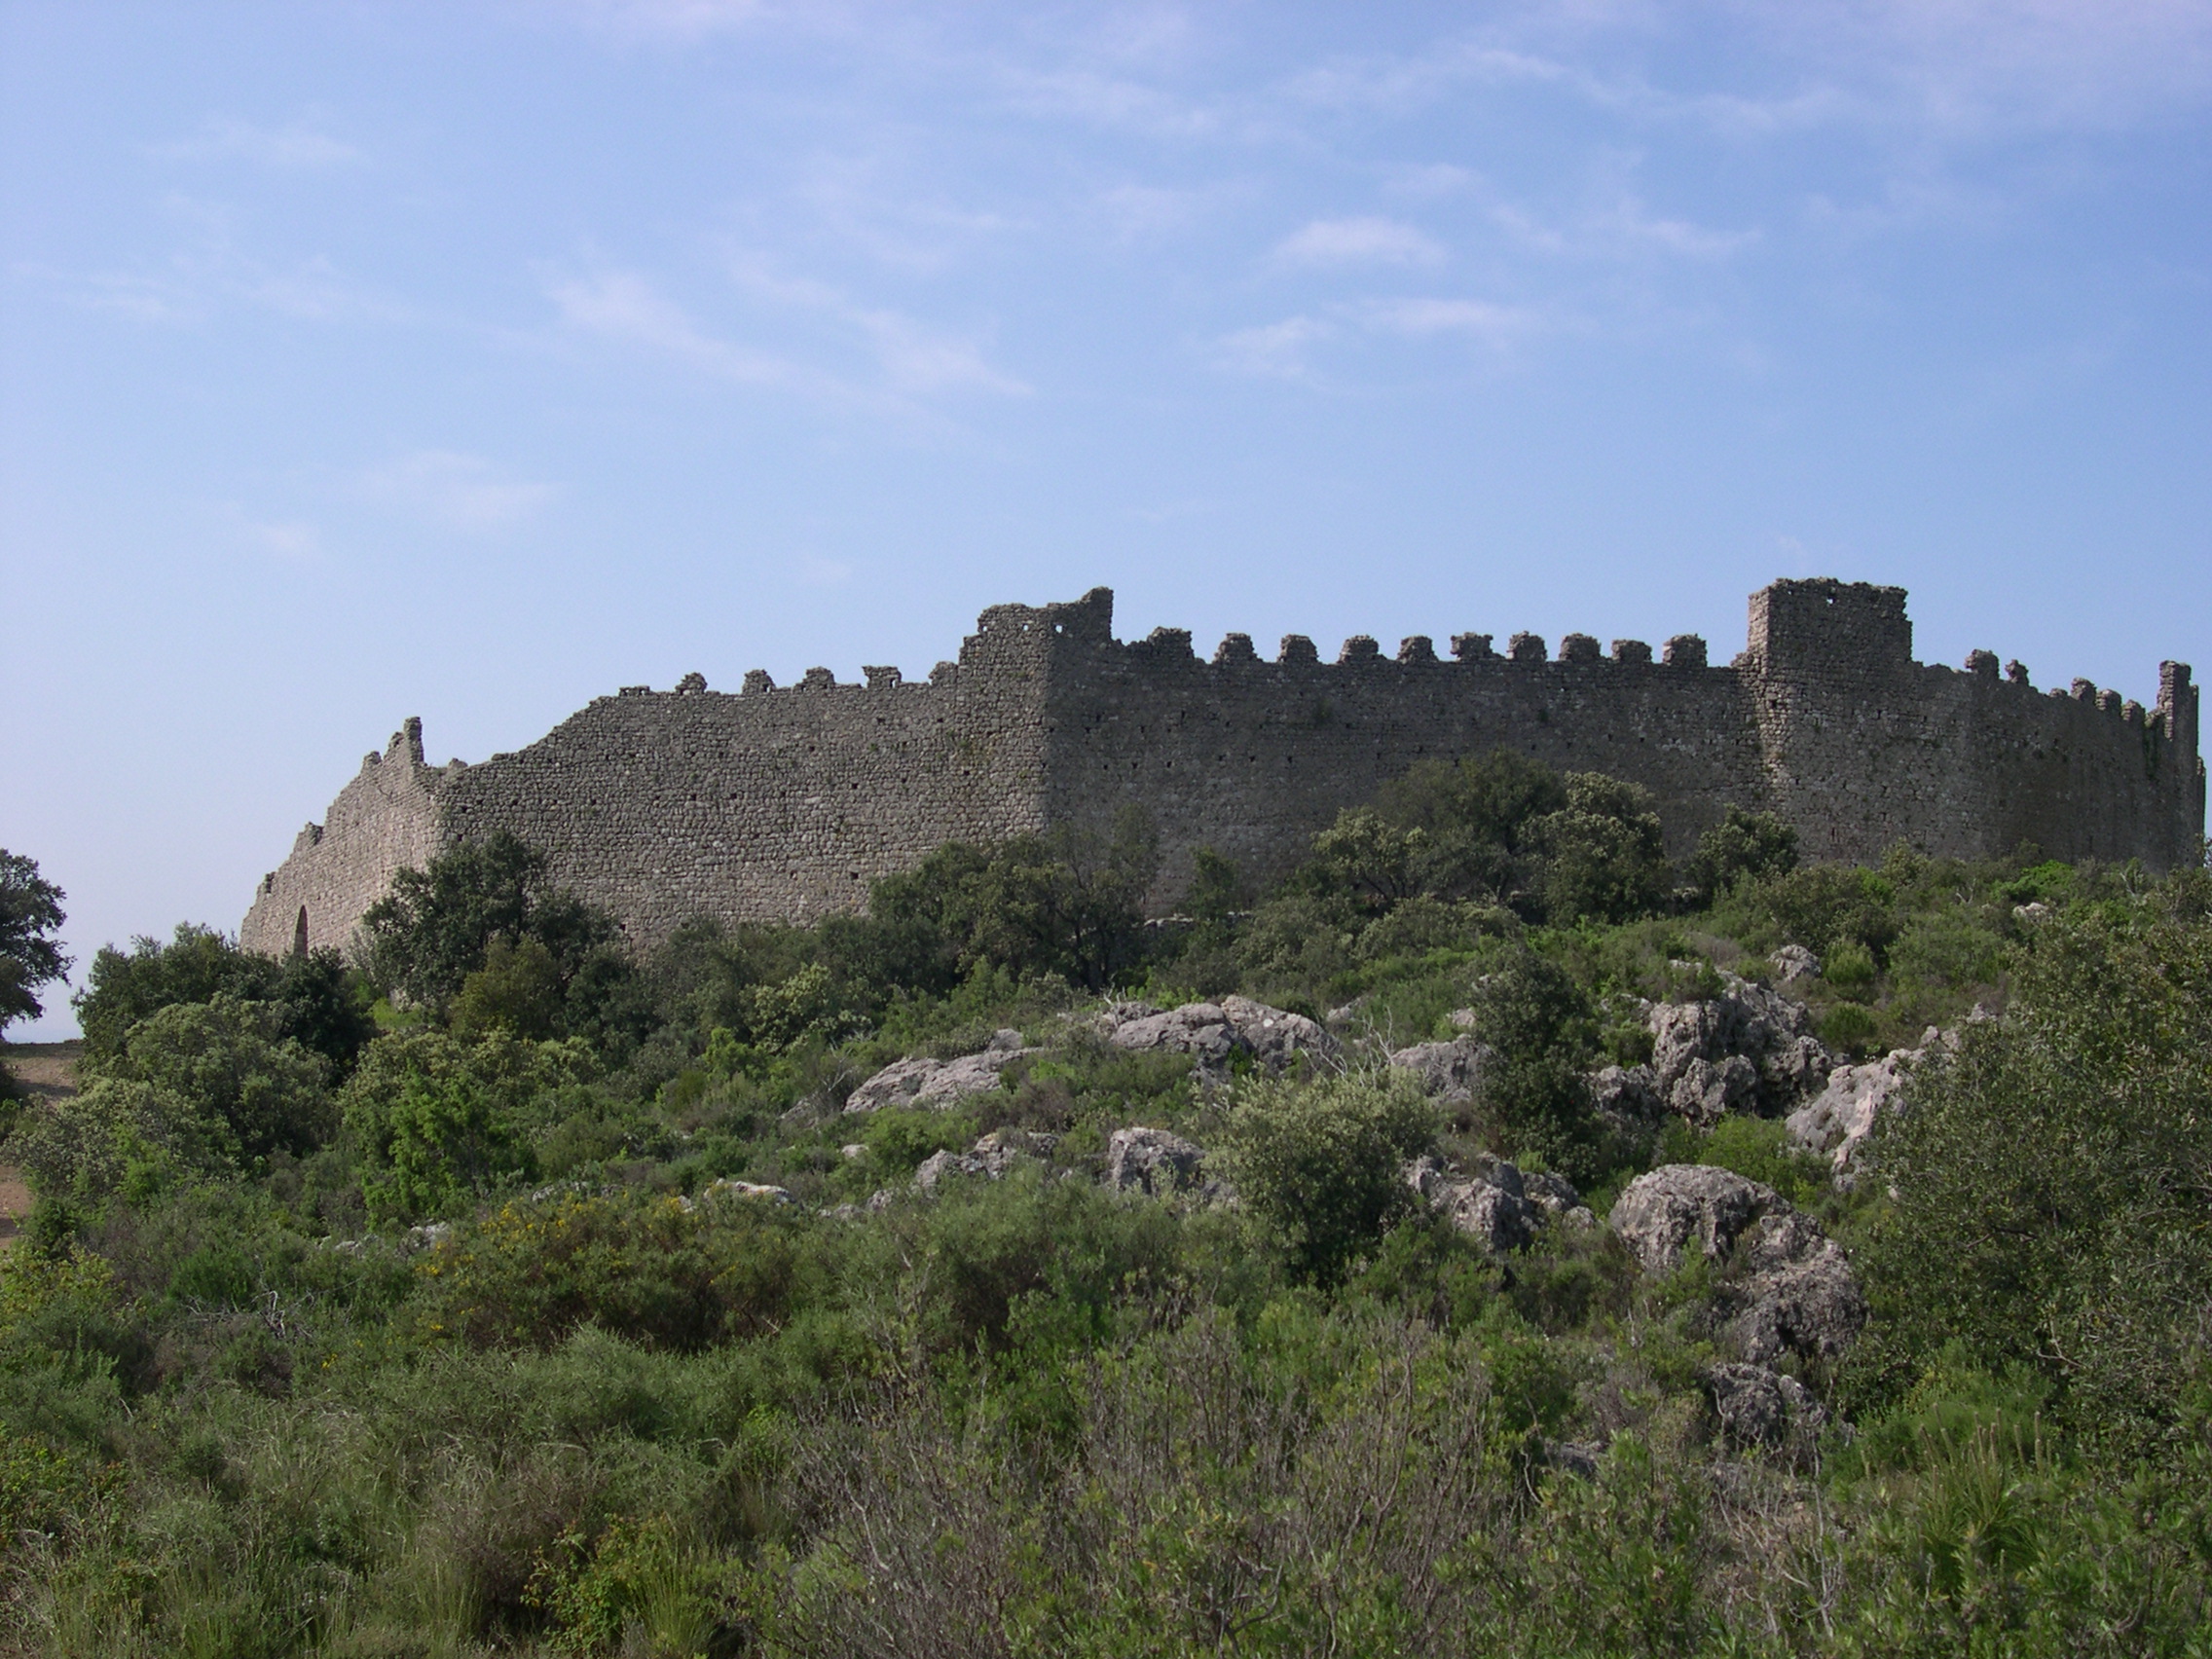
912,1129,1058,1194
1786,1027,1948,1187
1100,995,1339,1077
843,1028,1035,1114
1708,1362,1829,1450
1608,1164,1864,1366
1593,972,1833,1131
1769,944,1822,984
1103,1126,1208,1196
1385,1036,1494,1103
1404,1153,1592,1253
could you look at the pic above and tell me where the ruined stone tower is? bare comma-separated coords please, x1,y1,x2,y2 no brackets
241,578,2205,958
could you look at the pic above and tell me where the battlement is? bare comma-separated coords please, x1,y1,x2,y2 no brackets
241,575,2205,958
1746,579,1912,682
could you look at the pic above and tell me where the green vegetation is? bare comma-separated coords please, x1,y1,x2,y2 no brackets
0,849,69,1105
2,781,2207,1656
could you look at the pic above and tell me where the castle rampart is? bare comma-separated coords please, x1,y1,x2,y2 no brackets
240,578,2205,958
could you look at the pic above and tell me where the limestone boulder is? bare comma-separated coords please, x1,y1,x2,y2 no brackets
1609,1164,1865,1365
1589,1064,1662,1131
1769,944,1821,984
1102,996,1338,1075
1522,1169,1597,1230
1727,1210,1866,1365
1386,1035,1494,1102
912,1128,1056,1194
1405,1153,1587,1253
844,1029,1033,1114
1104,1126,1207,1196
1221,995,1340,1070
1644,974,1831,1121
1105,1002,1239,1067
1787,1030,1945,1186
1708,1362,1828,1450
1608,1164,1788,1273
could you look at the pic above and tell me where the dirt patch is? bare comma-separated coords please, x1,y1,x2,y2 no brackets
0,1169,27,1250
4,1040,81,1107
1,1041,76,1249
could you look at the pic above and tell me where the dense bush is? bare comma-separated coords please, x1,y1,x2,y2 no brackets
363,830,624,1015
1219,1068,1438,1283
340,1029,600,1222
75,923,376,1075
1849,891,2212,1458
110,994,332,1164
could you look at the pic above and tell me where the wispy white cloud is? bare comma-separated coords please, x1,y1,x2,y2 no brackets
723,252,1030,396
569,0,776,38
1492,195,1757,260
153,117,362,169
1099,182,1207,239
1361,296,1548,346
1214,314,1331,378
355,451,556,531
1386,163,1479,198
20,235,403,329
249,519,323,561
547,268,851,399
546,262,1026,412
1273,216,1445,268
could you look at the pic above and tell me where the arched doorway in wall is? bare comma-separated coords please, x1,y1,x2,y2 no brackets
293,906,309,958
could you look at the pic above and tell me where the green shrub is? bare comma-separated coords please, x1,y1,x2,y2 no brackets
362,830,618,1014
1461,946,1611,1182
74,924,375,1075
1658,1115,1832,1208
111,994,332,1164
9,1076,194,1197
1219,1069,1437,1284
1824,939,1878,996
414,1191,807,1351
1685,805,1798,903
340,1030,599,1222
1818,1001,1880,1054
1848,888,2212,1460
1530,773,1671,925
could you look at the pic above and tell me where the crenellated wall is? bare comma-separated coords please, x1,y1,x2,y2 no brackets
240,577,2206,958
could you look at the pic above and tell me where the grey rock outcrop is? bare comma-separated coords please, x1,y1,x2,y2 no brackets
1770,944,1821,984
1609,1164,1864,1364
912,1128,1056,1194
1608,1164,1788,1272
1590,1064,1663,1132
1104,1126,1208,1196
845,1028,1034,1114
1708,1362,1828,1449
1102,996,1338,1076
1728,1209,1865,1364
1386,1036,1494,1102
1787,1029,1945,1186
1405,1154,1588,1252
1644,975,1832,1124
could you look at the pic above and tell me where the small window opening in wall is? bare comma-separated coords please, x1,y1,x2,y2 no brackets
292,906,309,958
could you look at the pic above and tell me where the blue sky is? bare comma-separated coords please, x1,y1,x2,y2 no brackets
5,1,2210,1037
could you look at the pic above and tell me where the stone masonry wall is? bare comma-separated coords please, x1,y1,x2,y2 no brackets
240,578,2206,959
418,597,1061,950
1034,588,1767,905
240,719,451,956
1743,579,2203,867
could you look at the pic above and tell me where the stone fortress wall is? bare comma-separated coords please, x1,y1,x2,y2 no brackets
241,578,2205,959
